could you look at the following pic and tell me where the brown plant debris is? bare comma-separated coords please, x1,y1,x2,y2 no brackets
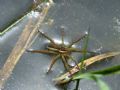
54,51,120,84
0,2,52,89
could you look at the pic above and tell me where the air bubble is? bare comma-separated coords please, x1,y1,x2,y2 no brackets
84,31,88,35
68,60,76,67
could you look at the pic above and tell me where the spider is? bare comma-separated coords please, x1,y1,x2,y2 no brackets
27,27,94,73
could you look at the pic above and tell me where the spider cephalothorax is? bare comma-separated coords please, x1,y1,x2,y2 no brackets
27,29,93,73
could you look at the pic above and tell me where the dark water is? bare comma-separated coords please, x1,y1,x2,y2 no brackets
0,0,33,32
0,0,120,90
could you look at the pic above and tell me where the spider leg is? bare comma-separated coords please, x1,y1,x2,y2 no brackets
47,54,60,73
27,49,57,54
38,30,55,44
60,28,65,46
66,55,80,70
68,34,87,48
61,55,70,71
47,47,59,52
70,49,96,55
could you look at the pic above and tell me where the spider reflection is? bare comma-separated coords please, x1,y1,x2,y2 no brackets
27,28,94,73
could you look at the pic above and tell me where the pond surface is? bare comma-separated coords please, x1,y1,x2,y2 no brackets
0,0,33,32
0,0,120,90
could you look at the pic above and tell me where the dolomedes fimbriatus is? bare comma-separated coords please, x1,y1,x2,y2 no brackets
27,28,94,73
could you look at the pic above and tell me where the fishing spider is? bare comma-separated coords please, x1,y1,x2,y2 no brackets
27,27,93,73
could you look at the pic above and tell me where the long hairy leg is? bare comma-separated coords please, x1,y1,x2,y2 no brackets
61,55,70,71
27,49,57,54
60,27,65,46
66,55,80,70
68,34,87,48
38,30,55,44
70,49,96,55
47,54,60,73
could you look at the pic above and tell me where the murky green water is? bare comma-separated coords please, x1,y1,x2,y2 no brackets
0,0,120,90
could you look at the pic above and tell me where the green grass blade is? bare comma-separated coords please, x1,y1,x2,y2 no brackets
80,27,90,68
75,27,90,90
91,65,120,75
73,73,109,90
96,79,109,90
72,65,120,90
73,65,120,80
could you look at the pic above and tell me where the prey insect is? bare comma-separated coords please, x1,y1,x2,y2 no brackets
27,27,94,73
